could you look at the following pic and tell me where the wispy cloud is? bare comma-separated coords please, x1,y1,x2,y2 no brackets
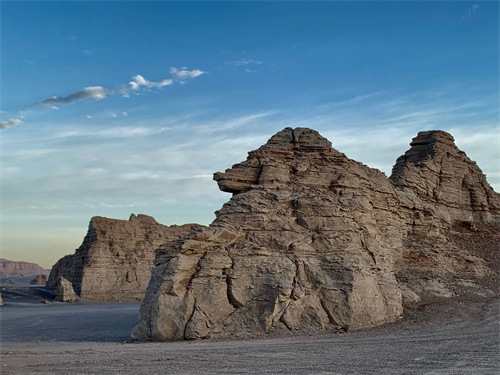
129,74,173,90
462,4,482,20
0,118,22,129
225,58,264,66
83,50,91,56
38,86,113,106
170,67,206,80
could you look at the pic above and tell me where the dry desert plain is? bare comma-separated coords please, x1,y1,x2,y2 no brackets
0,280,498,375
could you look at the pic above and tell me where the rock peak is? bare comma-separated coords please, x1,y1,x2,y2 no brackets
214,127,343,194
390,130,459,182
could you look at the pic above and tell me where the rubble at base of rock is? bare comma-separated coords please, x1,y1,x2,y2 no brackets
132,127,499,342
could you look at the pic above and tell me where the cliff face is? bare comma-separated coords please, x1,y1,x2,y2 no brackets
133,127,499,342
0,259,48,278
47,214,204,301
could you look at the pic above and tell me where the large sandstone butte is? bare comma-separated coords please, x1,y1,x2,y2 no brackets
0,259,48,278
133,128,499,342
47,214,203,301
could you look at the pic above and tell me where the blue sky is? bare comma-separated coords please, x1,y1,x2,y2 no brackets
1,2,498,268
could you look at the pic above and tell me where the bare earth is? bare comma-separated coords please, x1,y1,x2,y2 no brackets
0,284,498,374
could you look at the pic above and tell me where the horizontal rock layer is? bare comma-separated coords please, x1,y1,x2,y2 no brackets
133,128,499,341
47,214,204,301
0,259,48,278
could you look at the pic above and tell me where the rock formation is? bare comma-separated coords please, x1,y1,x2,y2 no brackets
0,292,3,306
133,127,499,342
55,276,78,302
47,214,204,301
30,274,48,284
0,259,48,277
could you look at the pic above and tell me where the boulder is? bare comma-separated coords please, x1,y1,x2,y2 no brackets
30,274,48,284
55,276,77,302
47,214,204,301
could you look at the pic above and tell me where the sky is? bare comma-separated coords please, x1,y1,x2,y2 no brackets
1,2,499,268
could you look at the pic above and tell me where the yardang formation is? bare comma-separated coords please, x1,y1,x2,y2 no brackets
132,128,499,341
47,215,203,301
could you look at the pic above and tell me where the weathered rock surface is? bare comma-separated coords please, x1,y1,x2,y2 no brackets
30,274,48,284
0,292,3,306
47,215,204,301
0,259,48,277
55,276,77,302
133,127,499,342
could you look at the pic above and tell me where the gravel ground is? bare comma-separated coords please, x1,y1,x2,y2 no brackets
1,285,498,375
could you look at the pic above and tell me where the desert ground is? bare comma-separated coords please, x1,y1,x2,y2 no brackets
0,281,498,375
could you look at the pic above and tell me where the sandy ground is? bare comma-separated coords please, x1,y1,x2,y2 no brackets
0,284,498,375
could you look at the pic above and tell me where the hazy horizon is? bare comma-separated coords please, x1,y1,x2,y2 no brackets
1,2,498,268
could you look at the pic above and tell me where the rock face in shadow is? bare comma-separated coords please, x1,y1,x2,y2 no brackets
133,127,499,342
0,259,48,277
47,214,204,301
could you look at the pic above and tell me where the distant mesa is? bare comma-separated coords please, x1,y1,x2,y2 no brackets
131,127,499,342
0,258,48,278
47,214,204,301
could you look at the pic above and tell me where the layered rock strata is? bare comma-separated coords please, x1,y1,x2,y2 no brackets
47,214,203,301
0,259,47,277
133,127,499,342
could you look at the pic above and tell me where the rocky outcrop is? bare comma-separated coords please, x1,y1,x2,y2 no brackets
47,214,204,301
55,276,77,302
30,274,48,284
0,292,3,306
391,130,500,224
390,131,500,301
133,127,499,342
0,259,48,277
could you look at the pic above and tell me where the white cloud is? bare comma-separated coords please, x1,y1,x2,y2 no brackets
129,74,173,90
225,58,264,66
245,69,256,73
18,110,31,119
170,67,206,80
83,50,91,56
463,4,482,19
38,86,112,105
23,59,35,65
123,112,128,116
109,113,118,118
119,171,160,181
86,115,92,119
0,118,23,129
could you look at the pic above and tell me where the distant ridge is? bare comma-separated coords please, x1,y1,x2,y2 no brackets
0,258,48,277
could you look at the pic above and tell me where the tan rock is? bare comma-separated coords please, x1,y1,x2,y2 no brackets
30,274,47,284
134,127,499,342
0,292,3,306
0,259,47,277
55,276,77,302
47,214,204,301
